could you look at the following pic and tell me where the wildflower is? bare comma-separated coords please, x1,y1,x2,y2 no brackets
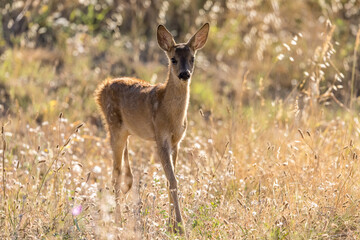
4,132,12,137
277,54,284,60
73,165,82,173
93,166,102,173
199,150,207,157
72,205,82,216
310,201,318,208
148,192,156,200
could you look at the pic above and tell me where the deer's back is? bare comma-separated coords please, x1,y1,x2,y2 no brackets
96,77,164,140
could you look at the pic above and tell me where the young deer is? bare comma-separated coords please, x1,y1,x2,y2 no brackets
95,23,209,234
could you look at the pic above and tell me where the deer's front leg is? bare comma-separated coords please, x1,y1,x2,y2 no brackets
156,138,184,234
168,143,179,229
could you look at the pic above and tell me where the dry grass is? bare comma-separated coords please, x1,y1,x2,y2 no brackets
1,97,360,239
1,1,360,238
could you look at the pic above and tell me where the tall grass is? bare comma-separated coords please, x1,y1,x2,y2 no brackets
1,97,360,238
350,30,360,110
1,0,360,239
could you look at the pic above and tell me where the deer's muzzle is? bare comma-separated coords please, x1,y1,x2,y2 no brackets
178,71,190,81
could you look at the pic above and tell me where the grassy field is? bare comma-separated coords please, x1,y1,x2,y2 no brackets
1,0,360,239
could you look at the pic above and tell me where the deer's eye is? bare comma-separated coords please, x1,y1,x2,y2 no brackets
171,58,177,64
190,56,195,63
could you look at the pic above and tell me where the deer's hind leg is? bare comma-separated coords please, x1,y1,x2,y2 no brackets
109,125,129,224
122,138,133,194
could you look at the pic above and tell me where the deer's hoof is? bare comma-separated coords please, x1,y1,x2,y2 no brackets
174,223,185,235
168,219,185,235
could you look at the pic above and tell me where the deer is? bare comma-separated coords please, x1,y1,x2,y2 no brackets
95,23,209,235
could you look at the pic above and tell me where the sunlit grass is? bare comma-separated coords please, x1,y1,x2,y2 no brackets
1,86,360,238
1,0,360,238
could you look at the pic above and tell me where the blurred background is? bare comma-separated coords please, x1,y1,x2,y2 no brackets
0,0,359,124
1,1,360,238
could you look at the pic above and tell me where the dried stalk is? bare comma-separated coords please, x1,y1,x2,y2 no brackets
350,30,360,109
1,125,6,200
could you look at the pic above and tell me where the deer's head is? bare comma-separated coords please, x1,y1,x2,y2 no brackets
157,23,209,82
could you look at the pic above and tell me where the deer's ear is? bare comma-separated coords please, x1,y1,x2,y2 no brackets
187,23,209,51
157,25,176,52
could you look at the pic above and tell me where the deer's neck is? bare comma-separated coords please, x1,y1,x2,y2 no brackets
163,70,190,121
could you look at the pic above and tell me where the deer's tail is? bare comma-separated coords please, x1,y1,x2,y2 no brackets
95,78,123,132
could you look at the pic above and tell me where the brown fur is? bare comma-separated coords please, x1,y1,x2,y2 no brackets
95,23,209,235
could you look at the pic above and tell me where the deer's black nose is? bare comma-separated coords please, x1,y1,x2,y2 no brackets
178,71,190,80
